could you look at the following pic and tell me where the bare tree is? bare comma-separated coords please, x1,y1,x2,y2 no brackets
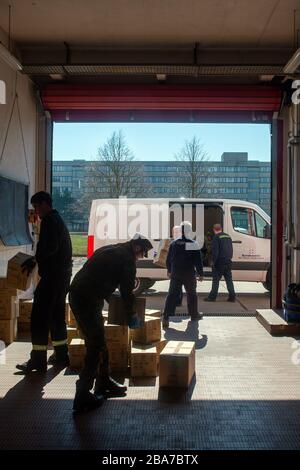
85,130,150,198
175,136,211,197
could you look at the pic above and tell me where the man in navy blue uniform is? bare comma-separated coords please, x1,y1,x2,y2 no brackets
204,223,236,302
162,221,203,328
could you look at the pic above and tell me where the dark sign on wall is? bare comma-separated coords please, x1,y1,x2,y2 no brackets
0,176,32,246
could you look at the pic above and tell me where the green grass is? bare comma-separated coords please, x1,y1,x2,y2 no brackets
70,233,87,256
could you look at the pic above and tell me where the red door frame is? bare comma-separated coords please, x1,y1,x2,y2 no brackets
42,84,284,305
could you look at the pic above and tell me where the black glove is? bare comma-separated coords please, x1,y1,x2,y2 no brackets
128,313,141,329
21,258,36,275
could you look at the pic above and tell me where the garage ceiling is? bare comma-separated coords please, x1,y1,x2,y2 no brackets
0,0,298,46
0,0,298,85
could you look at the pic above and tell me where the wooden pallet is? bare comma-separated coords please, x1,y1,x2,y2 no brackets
256,309,300,336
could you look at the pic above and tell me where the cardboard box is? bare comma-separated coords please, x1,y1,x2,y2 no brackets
107,343,128,371
66,304,77,327
19,300,33,322
153,239,171,268
145,309,161,318
102,311,108,320
131,344,158,377
0,278,8,289
0,318,18,344
18,322,31,333
130,316,161,344
0,295,18,320
0,287,20,298
108,296,146,326
69,338,86,369
159,341,195,388
69,338,85,355
67,327,79,344
152,339,168,357
104,322,128,345
6,252,35,291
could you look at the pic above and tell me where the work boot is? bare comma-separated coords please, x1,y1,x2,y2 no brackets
203,297,216,302
191,312,204,321
95,376,127,397
73,380,105,413
162,317,169,329
48,344,70,368
16,350,47,374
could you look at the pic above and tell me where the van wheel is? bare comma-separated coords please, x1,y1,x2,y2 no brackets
133,278,156,295
263,268,271,291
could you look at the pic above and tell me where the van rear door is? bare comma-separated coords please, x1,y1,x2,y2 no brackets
169,201,224,276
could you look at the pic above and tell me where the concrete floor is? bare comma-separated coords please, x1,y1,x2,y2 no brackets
1,301,300,449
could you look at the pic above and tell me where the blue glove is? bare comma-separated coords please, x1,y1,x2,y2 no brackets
128,314,141,329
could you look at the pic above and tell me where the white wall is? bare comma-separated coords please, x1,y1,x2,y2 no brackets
0,51,38,276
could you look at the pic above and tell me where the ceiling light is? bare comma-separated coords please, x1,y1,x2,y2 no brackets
156,73,167,82
49,74,65,80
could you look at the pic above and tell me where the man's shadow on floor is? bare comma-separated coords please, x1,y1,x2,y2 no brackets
163,319,208,350
0,366,64,413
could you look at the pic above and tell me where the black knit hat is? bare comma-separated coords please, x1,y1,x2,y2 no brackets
131,233,153,256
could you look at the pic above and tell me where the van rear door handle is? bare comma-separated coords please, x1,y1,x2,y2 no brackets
232,241,242,244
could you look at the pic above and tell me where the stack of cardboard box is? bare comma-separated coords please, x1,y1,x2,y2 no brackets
0,285,19,344
130,315,166,377
0,252,38,344
6,252,35,292
104,322,129,371
65,296,196,390
18,299,33,332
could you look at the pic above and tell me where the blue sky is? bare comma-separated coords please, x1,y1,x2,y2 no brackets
53,122,271,162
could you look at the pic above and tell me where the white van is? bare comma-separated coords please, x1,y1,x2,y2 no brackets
87,198,271,293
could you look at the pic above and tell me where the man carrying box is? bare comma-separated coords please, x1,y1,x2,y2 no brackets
16,192,72,373
69,234,153,413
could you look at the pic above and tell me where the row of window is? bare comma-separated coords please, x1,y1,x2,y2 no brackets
54,163,271,173
206,188,248,194
260,188,271,194
206,177,248,183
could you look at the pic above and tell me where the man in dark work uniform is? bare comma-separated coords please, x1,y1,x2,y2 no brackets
17,191,72,373
69,234,153,413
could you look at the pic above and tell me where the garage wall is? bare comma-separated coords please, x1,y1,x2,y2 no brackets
0,42,39,276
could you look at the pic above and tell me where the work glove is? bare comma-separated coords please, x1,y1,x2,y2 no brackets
21,258,36,275
128,314,141,329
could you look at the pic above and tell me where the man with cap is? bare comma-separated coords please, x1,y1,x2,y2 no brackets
204,223,236,302
69,234,153,413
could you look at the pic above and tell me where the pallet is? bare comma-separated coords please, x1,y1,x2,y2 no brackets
256,309,300,336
